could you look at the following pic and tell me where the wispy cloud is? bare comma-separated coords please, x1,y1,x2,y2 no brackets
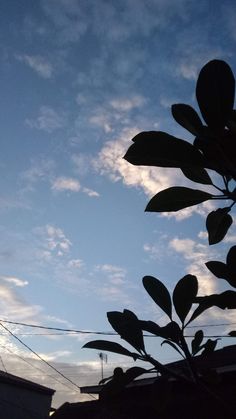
110,95,146,112
35,224,72,258
16,54,53,78
51,177,81,192
25,106,66,133
0,276,28,287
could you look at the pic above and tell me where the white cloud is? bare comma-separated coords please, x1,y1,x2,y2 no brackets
82,187,100,197
89,113,112,133
52,177,81,192
36,225,72,258
110,95,145,112
169,237,218,295
68,259,84,269
25,106,66,133
16,54,53,78
94,127,215,220
0,276,28,287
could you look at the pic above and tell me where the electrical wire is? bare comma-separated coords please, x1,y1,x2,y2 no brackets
0,323,81,392
0,343,77,392
0,319,235,336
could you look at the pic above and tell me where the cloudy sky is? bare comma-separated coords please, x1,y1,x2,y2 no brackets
1,0,236,409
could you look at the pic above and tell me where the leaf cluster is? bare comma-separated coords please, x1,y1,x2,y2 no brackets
83,60,236,396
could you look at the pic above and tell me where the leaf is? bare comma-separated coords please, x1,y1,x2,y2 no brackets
124,131,207,168
107,310,145,353
228,331,236,337
226,245,236,270
206,247,236,288
189,290,236,323
206,207,232,245
181,166,213,185
124,367,148,382
171,104,203,136
139,320,181,343
83,340,139,360
205,261,228,280
196,60,235,132
173,275,198,324
201,339,218,355
161,340,184,357
146,187,212,212
143,276,172,319
191,330,204,355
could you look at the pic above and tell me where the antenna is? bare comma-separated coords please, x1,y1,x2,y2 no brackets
98,352,107,381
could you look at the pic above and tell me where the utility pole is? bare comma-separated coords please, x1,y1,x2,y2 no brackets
98,352,107,381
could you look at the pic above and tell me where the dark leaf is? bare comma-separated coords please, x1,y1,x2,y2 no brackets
83,340,139,360
189,290,236,323
161,340,184,357
143,276,172,319
226,245,236,270
225,246,236,287
206,207,232,245
227,109,236,134
196,60,235,132
205,261,228,280
124,367,148,382
124,131,207,168
181,166,213,185
171,104,203,136
228,331,236,337
146,187,212,212
191,330,204,355
139,320,181,343
201,339,218,355
173,275,198,324
107,310,145,353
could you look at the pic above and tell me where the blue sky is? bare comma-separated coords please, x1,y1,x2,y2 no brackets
1,0,236,408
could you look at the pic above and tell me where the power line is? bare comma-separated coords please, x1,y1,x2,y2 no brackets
0,323,81,392
0,319,235,336
0,343,76,392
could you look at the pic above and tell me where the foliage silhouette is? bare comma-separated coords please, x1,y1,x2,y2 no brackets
83,59,236,410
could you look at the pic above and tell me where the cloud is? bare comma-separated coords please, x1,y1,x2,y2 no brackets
35,225,72,258
68,259,84,269
89,113,112,133
25,106,66,133
51,177,81,192
94,127,215,220
110,95,146,112
0,276,28,287
16,54,53,78
169,237,219,295
82,187,100,197
0,282,42,321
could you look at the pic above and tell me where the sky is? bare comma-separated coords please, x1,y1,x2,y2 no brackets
0,0,236,409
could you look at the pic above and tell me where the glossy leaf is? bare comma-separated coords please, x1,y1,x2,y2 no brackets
107,310,145,353
146,187,212,212
143,276,172,319
191,330,204,355
206,207,232,245
171,104,203,136
196,60,235,132
173,275,198,324
83,340,139,359
181,166,213,185
124,131,207,168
